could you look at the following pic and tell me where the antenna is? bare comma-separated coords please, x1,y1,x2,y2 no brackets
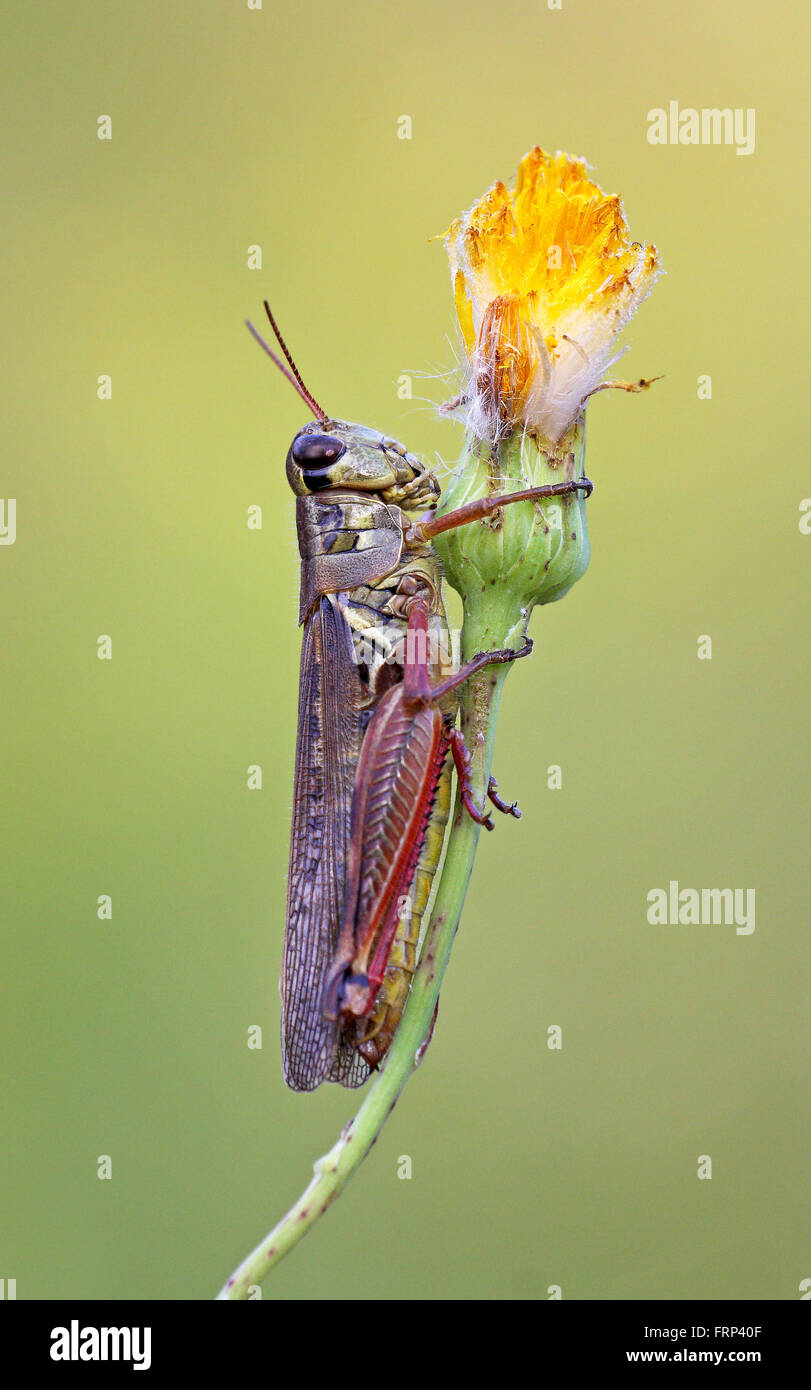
245,305,328,422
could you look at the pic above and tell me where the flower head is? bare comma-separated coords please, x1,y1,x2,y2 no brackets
445,147,661,443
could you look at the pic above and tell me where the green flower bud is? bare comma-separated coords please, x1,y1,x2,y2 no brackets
434,416,590,656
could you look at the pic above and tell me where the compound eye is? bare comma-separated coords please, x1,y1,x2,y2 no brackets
290,433,346,469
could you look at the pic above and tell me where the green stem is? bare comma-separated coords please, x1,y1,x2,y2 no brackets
215,658,511,1300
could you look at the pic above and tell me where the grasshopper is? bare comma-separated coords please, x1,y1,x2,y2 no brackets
248,304,592,1091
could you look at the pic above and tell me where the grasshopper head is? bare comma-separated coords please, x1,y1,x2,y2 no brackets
246,304,440,512
286,420,439,511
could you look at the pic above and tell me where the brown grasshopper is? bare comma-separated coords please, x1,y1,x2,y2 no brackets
248,304,592,1090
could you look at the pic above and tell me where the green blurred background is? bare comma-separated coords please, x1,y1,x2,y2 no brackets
2,1,807,1300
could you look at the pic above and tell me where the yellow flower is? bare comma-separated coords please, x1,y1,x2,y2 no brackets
445,147,661,443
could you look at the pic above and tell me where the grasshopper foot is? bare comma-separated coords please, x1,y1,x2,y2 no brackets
488,776,521,819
